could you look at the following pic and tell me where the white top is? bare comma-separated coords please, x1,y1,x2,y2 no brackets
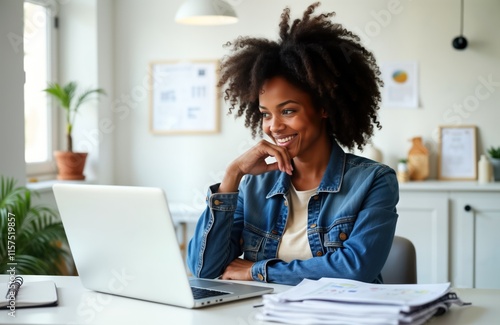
277,185,316,262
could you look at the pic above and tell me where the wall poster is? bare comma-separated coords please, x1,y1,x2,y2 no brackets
438,125,477,180
149,60,219,134
380,61,419,109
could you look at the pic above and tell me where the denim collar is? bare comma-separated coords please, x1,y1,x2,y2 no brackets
266,141,345,198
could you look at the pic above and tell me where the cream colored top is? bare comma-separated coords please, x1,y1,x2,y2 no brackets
277,185,316,262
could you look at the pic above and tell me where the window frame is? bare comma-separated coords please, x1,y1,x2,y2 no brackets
24,0,59,179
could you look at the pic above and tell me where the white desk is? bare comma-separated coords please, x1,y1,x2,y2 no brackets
1,276,499,325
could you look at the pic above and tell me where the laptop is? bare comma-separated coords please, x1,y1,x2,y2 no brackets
52,183,273,308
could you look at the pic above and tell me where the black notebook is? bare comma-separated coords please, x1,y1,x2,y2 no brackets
1,277,58,309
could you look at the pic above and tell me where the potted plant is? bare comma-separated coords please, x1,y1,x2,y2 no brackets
487,146,500,181
0,176,72,275
43,81,105,180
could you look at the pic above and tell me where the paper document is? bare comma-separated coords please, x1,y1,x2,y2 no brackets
277,278,451,308
257,278,470,325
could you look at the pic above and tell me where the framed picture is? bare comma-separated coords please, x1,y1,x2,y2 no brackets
149,60,219,134
438,125,477,180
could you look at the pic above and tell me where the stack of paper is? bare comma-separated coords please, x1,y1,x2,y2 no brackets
256,278,470,325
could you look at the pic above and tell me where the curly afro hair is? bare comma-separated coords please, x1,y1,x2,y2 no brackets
217,2,383,151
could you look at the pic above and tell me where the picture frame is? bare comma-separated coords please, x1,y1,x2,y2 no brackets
438,125,477,180
149,60,219,134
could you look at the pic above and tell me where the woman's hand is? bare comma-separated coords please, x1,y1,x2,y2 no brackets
219,140,293,192
233,139,293,176
220,258,254,281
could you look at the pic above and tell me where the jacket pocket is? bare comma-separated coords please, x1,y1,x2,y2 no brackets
241,228,265,262
323,217,356,252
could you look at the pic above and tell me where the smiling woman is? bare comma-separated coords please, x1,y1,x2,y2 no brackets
258,76,331,190
187,2,399,286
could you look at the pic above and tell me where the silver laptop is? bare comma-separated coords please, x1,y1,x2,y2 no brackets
52,183,273,308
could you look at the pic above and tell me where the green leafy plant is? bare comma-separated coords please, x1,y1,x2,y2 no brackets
0,176,70,275
487,146,500,159
43,81,106,152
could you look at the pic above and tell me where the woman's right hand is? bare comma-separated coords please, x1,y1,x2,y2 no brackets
218,140,293,193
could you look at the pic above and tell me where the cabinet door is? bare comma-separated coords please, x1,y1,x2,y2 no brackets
452,192,500,288
396,192,449,284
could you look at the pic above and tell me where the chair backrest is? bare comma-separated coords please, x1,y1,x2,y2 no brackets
381,236,417,284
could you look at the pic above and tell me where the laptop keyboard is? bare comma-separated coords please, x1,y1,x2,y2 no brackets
191,286,231,299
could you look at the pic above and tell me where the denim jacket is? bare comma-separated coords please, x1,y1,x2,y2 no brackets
187,141,399,286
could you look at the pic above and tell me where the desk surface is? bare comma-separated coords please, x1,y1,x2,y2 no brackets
1,275,499,325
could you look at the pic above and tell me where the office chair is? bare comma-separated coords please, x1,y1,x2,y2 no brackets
381,236,417,284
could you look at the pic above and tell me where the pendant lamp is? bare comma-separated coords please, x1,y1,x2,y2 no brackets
452,0,468,50
175,0,238,25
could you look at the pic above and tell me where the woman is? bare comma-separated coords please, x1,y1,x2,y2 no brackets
187,2,399,286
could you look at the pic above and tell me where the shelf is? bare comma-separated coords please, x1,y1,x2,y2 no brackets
398,180,500,192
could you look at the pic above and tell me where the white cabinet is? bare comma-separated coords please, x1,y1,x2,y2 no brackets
398,181,500,288
451,192,500,289
397,191,449,285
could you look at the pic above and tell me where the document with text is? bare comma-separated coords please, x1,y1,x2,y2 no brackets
257,278,470,325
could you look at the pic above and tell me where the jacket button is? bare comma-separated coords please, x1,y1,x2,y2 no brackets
310,224,317,228
239,238,244,245
258,274,264,281
316,251,323,257
214,199,221,206
313,195,319,200
284,201,288,207
339,232,348,241
271,230,278,235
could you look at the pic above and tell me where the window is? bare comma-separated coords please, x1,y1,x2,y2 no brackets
24,0,58,178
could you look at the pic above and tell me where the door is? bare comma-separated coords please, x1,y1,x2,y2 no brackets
452,192,500,288
397,191,449,284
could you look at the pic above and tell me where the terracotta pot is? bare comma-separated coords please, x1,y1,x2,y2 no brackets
54,151,88,180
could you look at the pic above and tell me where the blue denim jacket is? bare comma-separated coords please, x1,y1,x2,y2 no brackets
187,141,399,286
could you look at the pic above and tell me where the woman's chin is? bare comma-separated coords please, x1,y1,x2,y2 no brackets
274,141,298,159
286,148,298,160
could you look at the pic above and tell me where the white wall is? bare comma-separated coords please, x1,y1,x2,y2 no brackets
0,0,25,184
112,0,500,210
96,0,115,185
1,0,499,210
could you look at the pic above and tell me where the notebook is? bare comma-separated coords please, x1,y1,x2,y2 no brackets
1,277,58,309
52,183,273,309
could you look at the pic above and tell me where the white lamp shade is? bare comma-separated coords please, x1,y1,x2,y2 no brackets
175,0,238,25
